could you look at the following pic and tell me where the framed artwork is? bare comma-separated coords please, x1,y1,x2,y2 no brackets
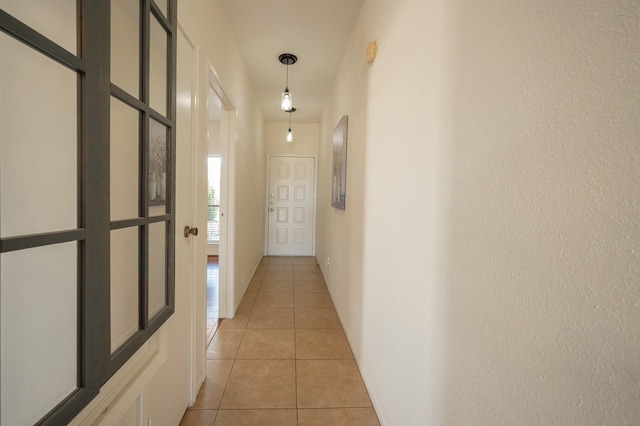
331,115,348,210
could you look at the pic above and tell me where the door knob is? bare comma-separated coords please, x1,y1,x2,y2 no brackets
183,226,198,238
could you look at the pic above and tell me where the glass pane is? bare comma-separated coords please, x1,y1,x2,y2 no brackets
149,15,167,116
149,222,167,319
154,0,168,20
0,0,77,54
0,33,77,238
111,227,140,352
149,118,168,216
111,97,140,221
111,0,140,97
1,243,77,425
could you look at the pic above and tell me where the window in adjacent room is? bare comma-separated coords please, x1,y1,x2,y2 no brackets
207,156,221,244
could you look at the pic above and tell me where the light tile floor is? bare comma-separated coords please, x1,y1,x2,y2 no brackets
180,256,380,426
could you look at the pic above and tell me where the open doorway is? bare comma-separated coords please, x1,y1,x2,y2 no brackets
206,90,222,342
206,155,221,343
205,63,236,331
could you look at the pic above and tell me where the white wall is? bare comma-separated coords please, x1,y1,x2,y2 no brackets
208,121,221,154
444,0,640,423
265,122,319,156
317,1,449,424
317,0,640,425
179,0,266,308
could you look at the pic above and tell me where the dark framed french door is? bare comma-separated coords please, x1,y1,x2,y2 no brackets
0,0,177,423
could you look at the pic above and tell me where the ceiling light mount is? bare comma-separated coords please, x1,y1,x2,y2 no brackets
279,53,298,66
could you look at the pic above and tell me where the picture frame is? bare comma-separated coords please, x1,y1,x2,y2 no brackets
331,115,348,210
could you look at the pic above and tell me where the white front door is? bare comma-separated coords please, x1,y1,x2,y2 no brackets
267,156,316,256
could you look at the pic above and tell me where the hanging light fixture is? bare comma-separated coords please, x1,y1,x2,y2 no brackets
279,53,297,112
286,108,295,143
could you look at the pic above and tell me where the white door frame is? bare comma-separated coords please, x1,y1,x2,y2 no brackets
264,154,318,256
207,62,236,320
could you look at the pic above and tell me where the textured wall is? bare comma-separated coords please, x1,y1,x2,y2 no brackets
445,0,640,423
318,0,640,424
317,0,450,424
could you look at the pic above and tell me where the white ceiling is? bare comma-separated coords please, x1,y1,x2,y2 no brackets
221,0,364,123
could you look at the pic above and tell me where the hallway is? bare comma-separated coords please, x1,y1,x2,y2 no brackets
180,256,380,425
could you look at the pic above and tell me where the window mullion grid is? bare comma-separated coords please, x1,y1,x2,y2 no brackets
165,0,177,313
140,0,152,331
79,0,111,396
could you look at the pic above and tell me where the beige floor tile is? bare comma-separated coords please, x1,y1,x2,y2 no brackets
293,256,318,265
179,409,217,426
218,307,251,329
254,292,294,308
266,264,293,272
237,329,295,359
295,308,341,328
296,329,353,359
260,280,294,293
206,329,244,359
294,281,328,293
259,258,270,266
246,280,261,292
247,308,294,329
252,269,266,281
298,408,380,426
294,271,324,281
266,256,294,265
214,409,297,426
296,360,373,408
263,270,294,281
220,360,296,409
239,292,258,308
293,264,321,274
191,360,234,409
294,292,333,308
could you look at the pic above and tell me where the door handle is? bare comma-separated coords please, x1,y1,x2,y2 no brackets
183,226,198,238
269,207,274,212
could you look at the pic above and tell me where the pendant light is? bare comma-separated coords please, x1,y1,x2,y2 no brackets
286,108,295,143
279,53,297,112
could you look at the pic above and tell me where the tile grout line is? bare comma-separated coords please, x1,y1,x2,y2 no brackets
293,270,299,422
215,258,263,415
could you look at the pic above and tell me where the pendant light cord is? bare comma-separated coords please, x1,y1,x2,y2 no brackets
285,63,289,91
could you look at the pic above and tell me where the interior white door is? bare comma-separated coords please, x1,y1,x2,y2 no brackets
176,26,204,404
267,156,316,256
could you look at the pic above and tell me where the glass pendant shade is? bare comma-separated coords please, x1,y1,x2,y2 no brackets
286,128,293,142
281,89,292,111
